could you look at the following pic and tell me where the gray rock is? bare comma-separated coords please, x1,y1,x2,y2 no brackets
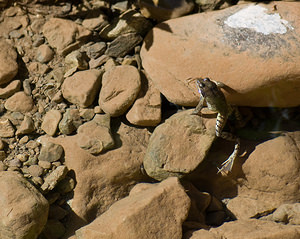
105,33,143,58
85,42,107,59
64,50,88,77
59,108,82,135
99,9,152,40
39,141,64,162
143,109,216,181
41,165,68,192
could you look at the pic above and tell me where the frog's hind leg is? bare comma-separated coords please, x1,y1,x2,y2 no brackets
217,134,240,176
215,112,240,175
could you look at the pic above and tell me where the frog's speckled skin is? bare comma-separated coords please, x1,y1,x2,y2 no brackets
191,77,240,175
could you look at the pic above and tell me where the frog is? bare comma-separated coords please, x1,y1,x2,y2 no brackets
189,77,241,175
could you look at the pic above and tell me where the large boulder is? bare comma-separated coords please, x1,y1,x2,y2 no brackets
0,171,49,239
76,177,191,239
0,39,18,85
141,2,300,107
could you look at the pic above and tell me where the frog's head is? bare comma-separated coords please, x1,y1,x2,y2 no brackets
195,77,217,96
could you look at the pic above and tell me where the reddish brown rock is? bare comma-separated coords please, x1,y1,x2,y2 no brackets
143,109,216,181
0,171,49,239
42,18,91,55
41,110,62,136
126,71,161,126
227,132,300,219
75,177,191,239
0,118,15,137
187,219,300,239
0,39,18,85
141,2,300,107
99,65,141,117
0,80,21,99
50,121,150,229
62,70,102,108
4,91,33,113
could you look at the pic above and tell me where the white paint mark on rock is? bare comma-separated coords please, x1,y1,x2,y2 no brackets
224,5,294,35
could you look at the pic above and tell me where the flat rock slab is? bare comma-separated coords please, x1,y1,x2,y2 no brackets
76,177,190,239
143,109,216,181
141,2,300,107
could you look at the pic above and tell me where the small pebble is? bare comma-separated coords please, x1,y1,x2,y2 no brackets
19,135,29,144
28,165,44,177
38,160,52,169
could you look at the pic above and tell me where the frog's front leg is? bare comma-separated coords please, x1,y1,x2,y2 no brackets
191,95,205,115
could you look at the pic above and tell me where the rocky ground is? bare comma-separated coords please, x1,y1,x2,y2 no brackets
0,0,300,239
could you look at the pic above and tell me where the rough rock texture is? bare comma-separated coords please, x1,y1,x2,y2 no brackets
227,132,300,219
43,18,91,55
187,219,300,239
143,109,216,181
126,71,161,126
41,165,68,192
75,177,191,239
271,203,300,225
4,92,34,113
0,171,49,239
38,141,64,162
0,39,18,85
76,114,114,155
41,109,62,136
0,118,15,137
36,44,54,63
141,2,300,107
0,80,21,98
51,121,150,229
99,65,141,117
62,69,102,108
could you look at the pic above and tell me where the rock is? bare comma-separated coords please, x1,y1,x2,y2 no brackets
105,33,143,58
141,2,300,107
99,65,141,117
0,80,21,99
126,71,161,126
48,204,68,220
138,0,194,22
36,44,54,63
85,42,106,59
79,108,95,121
4,91,34,113
38,160,52,170
271,203,300,225
16,115,35,135
41,110,62,136
56,176,75,194
76,114,114,155
62,69,102,108
42,18,91,55
82,13,108,31
38,141,64,162
50,120,150,229
41,219,66,239
88,54,110,69
0,118,15,137
143,109,216,181
64,50,88,77
0,39,18,85
0,171,49,239
195,0,224,12
99,9,152,40
76,177,191,239
59,108,82,135
28,165,44,177
187,219,300,239
41,165,68,192
226,132,300,219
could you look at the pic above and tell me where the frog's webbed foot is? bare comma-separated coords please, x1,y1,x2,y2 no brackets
217,135,240,176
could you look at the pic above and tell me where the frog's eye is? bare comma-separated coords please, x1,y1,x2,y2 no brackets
203,78,210,81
